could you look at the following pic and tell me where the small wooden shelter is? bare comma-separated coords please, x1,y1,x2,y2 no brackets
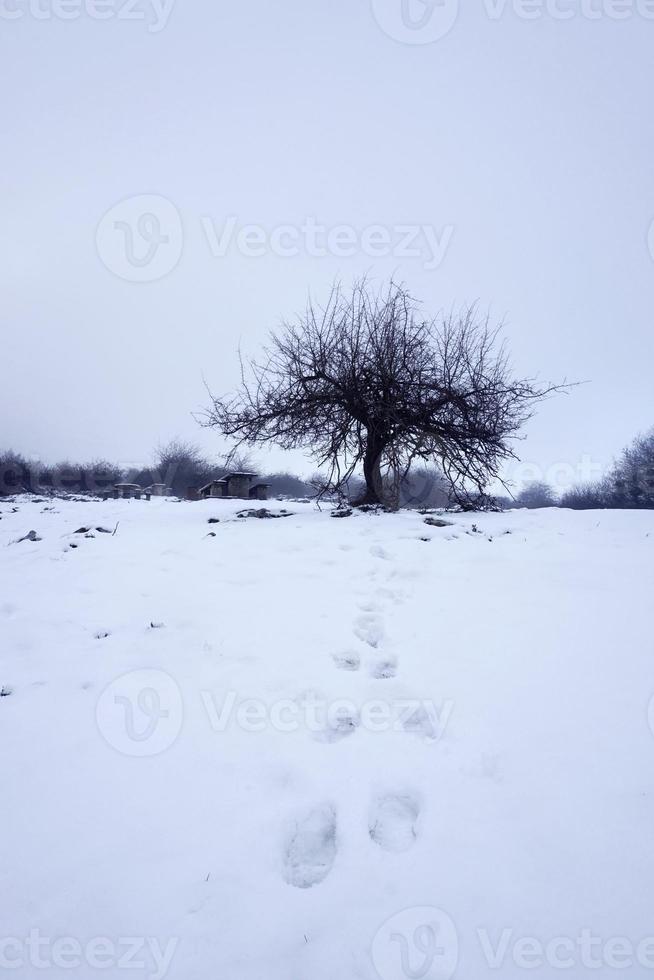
197,473,269,501
113,483,144,500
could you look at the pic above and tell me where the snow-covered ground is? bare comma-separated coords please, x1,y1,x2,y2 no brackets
1,496,654,979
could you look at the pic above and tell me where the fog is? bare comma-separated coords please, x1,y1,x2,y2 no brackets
2,0,653,491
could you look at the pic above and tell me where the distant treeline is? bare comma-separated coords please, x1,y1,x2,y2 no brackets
0,439,451,508
0,442,308,499
510,428,654,510
2,428,653,510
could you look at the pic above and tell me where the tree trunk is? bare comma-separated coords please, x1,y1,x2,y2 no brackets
355,435,386,506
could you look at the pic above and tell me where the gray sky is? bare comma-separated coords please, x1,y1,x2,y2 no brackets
2,0,653,490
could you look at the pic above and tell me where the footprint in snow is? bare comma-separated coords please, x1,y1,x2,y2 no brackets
375,586,406,605
282,804,337,888
369,793,421,853
369,657,398,680
357,598,379,613
332,651,361,672
314,707,360,744
353,614,384,649
401,703,440,740
370,544,392,561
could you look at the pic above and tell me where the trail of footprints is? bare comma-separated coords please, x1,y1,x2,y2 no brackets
282,543,424,888
283,792,422,889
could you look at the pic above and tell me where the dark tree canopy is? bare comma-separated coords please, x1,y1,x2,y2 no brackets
206,280,561,507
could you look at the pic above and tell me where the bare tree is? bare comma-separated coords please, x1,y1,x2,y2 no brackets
217,450,254,475
515,480,558,509
0,452,126,496
559,481,610,510
205,280,562,508
0,450,30,495
261,471,313,498
151,440,215,496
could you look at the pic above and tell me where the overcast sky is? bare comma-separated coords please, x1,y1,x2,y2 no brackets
2,0,653,490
